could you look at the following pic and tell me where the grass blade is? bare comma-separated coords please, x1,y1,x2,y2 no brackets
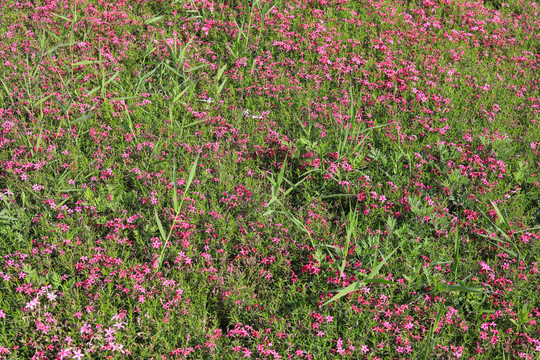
155,155,199,273
173,160,179,213
276,154,288,191
154,209,167,241
339,207,358,276
184,154,199,191
490,200,511,230
423,302,444,360
435,284,487,294
453,223,459,281
216,64,227,81
367,244,401,279
144,15,164,25
324,281,364,304
70,112,96,126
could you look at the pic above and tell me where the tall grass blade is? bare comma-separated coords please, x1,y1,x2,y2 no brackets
453,223,460,281
423,302,444,360
154,209,167,241
173,160,179,213
156,155,199,273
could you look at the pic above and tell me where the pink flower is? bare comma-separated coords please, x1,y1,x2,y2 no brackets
151,237,162,249
58,348,71,360
111,343,125,353
71,349,84,360
80,323,92,334
47,291,57,301
25,297,40,311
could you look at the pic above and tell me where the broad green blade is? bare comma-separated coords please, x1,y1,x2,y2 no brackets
34,93,54,107
367,244,400,279
324,281,364,305
363,278,396,285
70,112,96,125
435,284,486,294
72,60,100,67
490,200,511,230
276,154,288,189
216,64,227,81
154,209,167,241
216,78,228,98
184,154,199,192
144,15,164,25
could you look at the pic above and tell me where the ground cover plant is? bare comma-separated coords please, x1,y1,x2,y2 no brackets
0,0,539,358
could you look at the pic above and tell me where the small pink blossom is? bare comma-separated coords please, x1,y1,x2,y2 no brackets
71,348,84,360
25,297,40,311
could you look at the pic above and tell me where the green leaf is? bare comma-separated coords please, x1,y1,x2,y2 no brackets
70,112,96,125
87,85,101,96
363,278,396,285
423,302,445,360
72,60,100,67
435,284,487,294
216,78,228,99
154,209,167,241
155,155,199,274
0,79,14,103
0,215,17,222
173,161,179,213
51,271,61,288
490,200,511,230
340,208,358,276
263,209,274,216
43,41,77,57
172,86,191,104
225,43,238,59
144,15,164,25
182,118,208,128
34,93,55,107
325,281,364,299
109,96,138,101
324,244,401,306
453,224,460,280
216,64,227,81
104,71,120,86
367,244,401,279
52,13,73,22
288,214,310,235
276,154,288,190
185,64,207,73
184,155,199,192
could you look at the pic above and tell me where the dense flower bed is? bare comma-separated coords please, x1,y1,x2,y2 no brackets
0,0,539,358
